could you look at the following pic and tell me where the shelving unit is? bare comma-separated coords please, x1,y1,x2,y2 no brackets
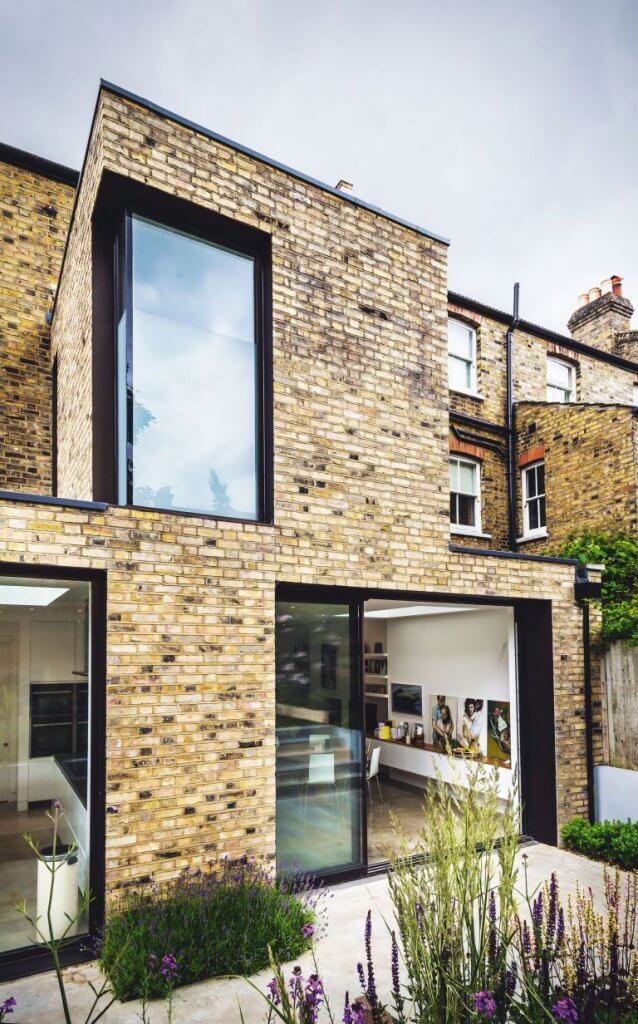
363,652,389,701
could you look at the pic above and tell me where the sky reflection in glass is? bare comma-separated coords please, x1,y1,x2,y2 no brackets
130,216,257,518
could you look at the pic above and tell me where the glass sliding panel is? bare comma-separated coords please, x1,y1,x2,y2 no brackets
275,600,363,877
125,215,258,518
0,576,91,955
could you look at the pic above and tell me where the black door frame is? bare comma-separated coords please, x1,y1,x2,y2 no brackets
276,581,558,884
0,562,107,982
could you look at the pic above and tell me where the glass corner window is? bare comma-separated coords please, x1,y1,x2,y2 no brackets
116,214,263,520
448,319,477,394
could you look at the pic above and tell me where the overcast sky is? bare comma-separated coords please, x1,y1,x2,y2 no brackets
2,0,637,331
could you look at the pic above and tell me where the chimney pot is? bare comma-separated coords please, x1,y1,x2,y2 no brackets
600,278,612,295
577,293,589,308
611,275,623,297
588,286,601,302
335,179,353,193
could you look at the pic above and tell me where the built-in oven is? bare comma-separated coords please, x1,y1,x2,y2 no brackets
30,683,88,759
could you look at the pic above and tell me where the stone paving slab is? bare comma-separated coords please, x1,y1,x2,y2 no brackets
4,844,620,1024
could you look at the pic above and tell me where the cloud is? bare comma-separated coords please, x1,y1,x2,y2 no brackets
1,0,637,330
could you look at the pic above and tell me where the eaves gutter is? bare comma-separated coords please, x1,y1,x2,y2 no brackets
0,141,79,187
449,290,638,375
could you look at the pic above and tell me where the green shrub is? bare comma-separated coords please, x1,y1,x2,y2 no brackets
562,532,638,647
99,858,319,1001
561,816,638,869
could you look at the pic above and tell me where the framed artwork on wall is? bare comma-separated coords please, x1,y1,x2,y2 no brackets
458,697,486,755
487,700,512,763
430,694,458,749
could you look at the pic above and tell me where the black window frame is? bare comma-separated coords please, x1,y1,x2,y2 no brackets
0,562,106,982
92,172,273,524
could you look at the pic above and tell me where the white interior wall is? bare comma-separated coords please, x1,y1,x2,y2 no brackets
365,605,518,796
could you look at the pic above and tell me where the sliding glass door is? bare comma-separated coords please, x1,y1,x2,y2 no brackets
275,596,364,878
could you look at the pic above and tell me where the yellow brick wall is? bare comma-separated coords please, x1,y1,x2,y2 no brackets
0,88,599,898
0,159,74,492
515,402,638,553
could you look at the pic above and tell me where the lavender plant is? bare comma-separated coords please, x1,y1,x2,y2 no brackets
100,855,323,1000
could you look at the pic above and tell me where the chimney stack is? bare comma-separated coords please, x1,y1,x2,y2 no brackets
567,275,635,357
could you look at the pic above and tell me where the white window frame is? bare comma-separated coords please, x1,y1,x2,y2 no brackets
521,460,547,539
448,319,478,397
546,356,575,403
449,455,482,535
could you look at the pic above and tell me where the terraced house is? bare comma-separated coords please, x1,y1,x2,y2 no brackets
0,80,633,981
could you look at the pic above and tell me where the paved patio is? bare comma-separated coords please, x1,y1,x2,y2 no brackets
4,844,621,1024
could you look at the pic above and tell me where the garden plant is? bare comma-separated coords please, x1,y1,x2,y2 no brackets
562,818,638,871
257,762,638,1024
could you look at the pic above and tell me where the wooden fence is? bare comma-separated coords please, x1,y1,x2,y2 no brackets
602,642,638,770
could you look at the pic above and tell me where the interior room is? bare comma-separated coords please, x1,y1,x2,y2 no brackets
0,576,91,955
364,599,518,863
274,593,518,879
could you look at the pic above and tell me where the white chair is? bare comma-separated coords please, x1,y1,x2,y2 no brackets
366,745,382,803
303,753,343,821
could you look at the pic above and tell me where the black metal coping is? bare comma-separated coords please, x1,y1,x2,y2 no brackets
0,141,79,187
98,79,450,246
0,490,107,512
449,543,579,567
449,290,638,375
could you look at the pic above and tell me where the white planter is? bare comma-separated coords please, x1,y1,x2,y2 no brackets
35,846,79,942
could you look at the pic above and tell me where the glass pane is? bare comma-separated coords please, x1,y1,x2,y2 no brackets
539,496,546,527
450,493,458,524
448,320,473,360
457,494,476,527
546,384,567,403
129,216,257,518
275,601,363,876
0,576,91,955
448,355,472,391
537,464,545,495
528,499,539,532
547,359,571,388
458,461,476,494
449,459,459,491
526,468,537,499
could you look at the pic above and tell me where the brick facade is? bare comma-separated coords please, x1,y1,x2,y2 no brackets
0,83,631,911
0,152,75,493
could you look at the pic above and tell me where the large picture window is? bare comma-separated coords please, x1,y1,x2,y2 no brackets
116,212,268,520
0,569,104,970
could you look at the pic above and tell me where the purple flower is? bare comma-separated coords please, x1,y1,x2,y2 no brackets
160,953,179,982
0,998,17,1020
472,990,497,1019
363,909,377,1005
551,997,578,1023
267,977,281,1006
343,996,365,1024
52,799,62,811
301,922,315,939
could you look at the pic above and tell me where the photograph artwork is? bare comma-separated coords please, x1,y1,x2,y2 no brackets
487,700,512,764
430,693,458,750
458,697,486,755
391,682,423,716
